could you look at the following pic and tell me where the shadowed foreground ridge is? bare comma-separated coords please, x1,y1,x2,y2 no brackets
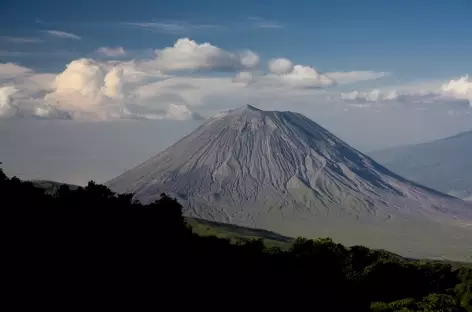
107,105,472,261
2,170,471,311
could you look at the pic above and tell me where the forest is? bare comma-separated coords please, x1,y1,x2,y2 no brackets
1,167,470,311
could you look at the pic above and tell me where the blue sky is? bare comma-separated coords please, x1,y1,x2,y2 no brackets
1,0,471,80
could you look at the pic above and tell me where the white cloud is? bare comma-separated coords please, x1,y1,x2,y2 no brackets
45,30,81,40
327,71,390,84
54,59,105,96
341,76,472,107
240,50,260,68
1,56,470,152
0,60,155,120
266,58,386,88
102,67,124,98
341,89,395,102
40,58,200,121
0,63,32,78
22,73,56,92
33,105,70,119
341,88,444,104
166,103,200,120
441,75,472,105
0,84,67,119
1,39,388,121
0,86,19,117
134,76,239,109
0,63,55,95
268,58,293,74
43,59,128,119
97,47,126,57
235,58,336,89
2,37,468,125
153,38,259,72
233,71,254,84
274,65,335,88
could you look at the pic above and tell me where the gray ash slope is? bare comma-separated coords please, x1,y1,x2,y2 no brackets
107,105,472,261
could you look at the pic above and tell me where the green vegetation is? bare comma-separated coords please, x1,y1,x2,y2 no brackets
2,168,470,311
186,217,293,249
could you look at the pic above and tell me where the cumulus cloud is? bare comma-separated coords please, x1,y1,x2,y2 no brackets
44,59,128,119
0,59,178,120
166,103,202,120
341,89,398,102
268,58,293,74
153,38,259,72
441,75,472,104
267,59,387,86
4,36,467,123
240,50,260,68
1,39,390,121
54,59,105,96
33,105,71,119
234,58,336,89
232,57,388,90
40,58,200,120
45,30,81,40
0,86,19,117
233,71,254,84
8,73,56,96
341,76,472,107
103,67,124,98
0,63,32,78
0,85,67,119
97,47,126,57
0,63,55,96
341,89,448,105
280,65,335,87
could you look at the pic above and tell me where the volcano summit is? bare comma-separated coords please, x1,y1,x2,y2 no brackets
107,105,472,260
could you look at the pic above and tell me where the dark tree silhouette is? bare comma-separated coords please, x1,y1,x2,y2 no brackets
0,167,470,311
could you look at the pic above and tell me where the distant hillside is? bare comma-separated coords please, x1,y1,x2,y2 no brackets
186,217,293,249
31,180,80,194
370,130,472,200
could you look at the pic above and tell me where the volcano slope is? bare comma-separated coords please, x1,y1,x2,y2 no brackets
107,105,472,261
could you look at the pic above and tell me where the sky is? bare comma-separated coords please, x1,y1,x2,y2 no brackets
0,0,471,185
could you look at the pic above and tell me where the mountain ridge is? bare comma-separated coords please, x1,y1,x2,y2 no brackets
370,130,472,200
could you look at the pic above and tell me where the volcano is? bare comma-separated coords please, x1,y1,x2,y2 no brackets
107,105,472,261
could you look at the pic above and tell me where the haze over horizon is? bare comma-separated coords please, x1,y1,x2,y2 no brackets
0,0,471,185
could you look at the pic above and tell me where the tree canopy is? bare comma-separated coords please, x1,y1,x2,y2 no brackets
1,167,470,311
